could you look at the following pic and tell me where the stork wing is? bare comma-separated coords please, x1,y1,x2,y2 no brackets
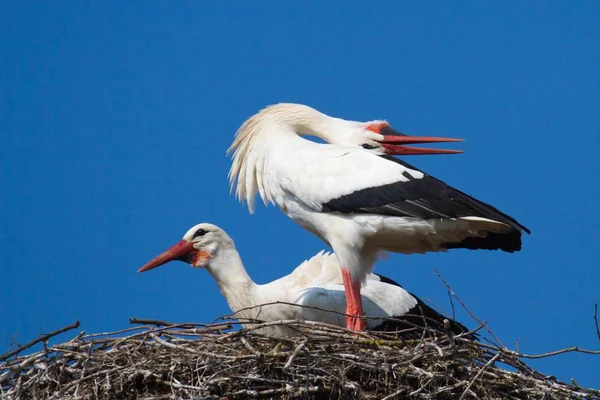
277,149,529,234
276,146,422,212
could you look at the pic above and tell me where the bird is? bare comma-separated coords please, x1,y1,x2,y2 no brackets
137,223,473,338
227,103,530,331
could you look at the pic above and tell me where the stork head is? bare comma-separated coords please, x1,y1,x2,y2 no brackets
345,121,464,156
137,223,233,272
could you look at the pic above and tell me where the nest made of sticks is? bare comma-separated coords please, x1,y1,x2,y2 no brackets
1,315,599,400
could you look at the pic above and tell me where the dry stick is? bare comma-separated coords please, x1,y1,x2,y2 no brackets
257,386,325,397
381,387,408,400
474,340,600,361
0,320,80,362
155,324,231,336
423,296,448,316
50,365,127,397
434,268,506,348
459,353,500,400
506,346,600,359
148,332,256,360
122,322,231,341
443,319,456,348
446,288,457,320
284,338,309,369
459,323,485,340
80,326,148,340
239,336,261,356
409,377,434,397
129,318,208,328
6,336,22,354
594,303,600,343
228,375,290,385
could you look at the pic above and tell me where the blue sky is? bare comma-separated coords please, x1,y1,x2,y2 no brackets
2,1,599,387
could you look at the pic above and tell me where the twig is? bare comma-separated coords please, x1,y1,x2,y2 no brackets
444,319,456,349
595,303,600,343
129,318,205,328
381,387,407,399
80,326,148,339
0,320,80,362
446,287,456,320
434,268,506,348
459,353,500,399
422,297,448,316
284,338,308,369
239,336,261,356
506,346,600,359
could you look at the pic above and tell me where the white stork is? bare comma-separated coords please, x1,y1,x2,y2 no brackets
137,223,473,338
227,103,530,331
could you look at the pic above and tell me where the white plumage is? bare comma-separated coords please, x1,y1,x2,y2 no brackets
137,223,471,337
227,103,530,330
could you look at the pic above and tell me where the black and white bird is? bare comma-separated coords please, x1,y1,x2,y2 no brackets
137,223,472,338
227,103,530,330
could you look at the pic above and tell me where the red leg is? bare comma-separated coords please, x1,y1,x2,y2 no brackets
341,268,367,331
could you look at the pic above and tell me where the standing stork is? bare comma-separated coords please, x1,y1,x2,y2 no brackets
227,103,530,330
137,222,473,338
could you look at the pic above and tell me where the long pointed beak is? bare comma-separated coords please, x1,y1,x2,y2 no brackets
137,240,195,273
379,126,464,156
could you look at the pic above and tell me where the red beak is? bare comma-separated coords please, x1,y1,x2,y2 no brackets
377,126,464,156
137,240,195,273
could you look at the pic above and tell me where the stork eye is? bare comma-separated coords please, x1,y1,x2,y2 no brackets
361,143,377,150
193,229,208,239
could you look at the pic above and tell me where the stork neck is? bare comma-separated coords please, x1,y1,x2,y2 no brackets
244,104,346,146
205,245,257,314
276,107,349,144
228,103,356,213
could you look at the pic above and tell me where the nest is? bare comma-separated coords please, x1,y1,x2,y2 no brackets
1,315,599,400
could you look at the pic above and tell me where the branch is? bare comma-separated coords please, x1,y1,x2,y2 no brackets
434,268,505,348
444,319,456,348
459,353,500,399
506,346,600,359
284,338,308,369
128,318,203,328
595,303,600,343
128,318,231,334
446,288,456,320
0,320,80,362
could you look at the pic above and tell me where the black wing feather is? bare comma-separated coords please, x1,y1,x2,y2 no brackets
371,274,476,339
324,155,529,233
322,155,530,252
